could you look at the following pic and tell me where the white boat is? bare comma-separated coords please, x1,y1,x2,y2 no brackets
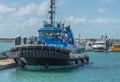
92,40,107,51
85,41,94,51
92,35,109,52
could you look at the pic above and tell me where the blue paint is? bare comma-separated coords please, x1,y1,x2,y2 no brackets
38,0,75,48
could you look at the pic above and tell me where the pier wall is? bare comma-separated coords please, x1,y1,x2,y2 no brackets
0,59,16,70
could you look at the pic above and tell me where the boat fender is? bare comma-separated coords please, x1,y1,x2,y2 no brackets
80,58,84,64
38,50,41,58
12,46,20,52
20,52,23,57
85,56,89,62
20,57,27,65
43,50,47,58
21,46,26,50
21,61,26,68
83,55,89,62
13,47,17,52
56,47,61,52
50,46,55,51
35,46,40,50
45,50,49,58
45,63,49,69
27,46,33,50
13,58,18,64
10,48,13,52
75,59,78,64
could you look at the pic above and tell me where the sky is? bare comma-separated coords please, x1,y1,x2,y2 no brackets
0,0,120,39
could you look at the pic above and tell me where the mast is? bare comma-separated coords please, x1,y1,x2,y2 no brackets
48,0,55,27
79,34,81,45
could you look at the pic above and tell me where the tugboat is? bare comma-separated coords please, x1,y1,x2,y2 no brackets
10,0,89,70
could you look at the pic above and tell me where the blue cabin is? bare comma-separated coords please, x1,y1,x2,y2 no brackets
38,23,75,48
38,0,75,48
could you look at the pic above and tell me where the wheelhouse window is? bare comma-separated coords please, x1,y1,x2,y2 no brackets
39,31,52,38
39,30,61,39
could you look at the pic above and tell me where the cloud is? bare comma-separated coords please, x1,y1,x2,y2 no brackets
0,16,43,38
13,0,65,17
66,16,88,24
57,0,66,7
19,17,42,28
14,0,49,17
0,4,16,14
66,16,120,24
0,0,66,38
36,0,49,16
98,8,107,14
14,4,36,17
92,18,120,24
14,17,43,36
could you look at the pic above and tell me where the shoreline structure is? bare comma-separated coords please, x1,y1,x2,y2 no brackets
0,59,16,70
0,38,119,43
0,38,14,42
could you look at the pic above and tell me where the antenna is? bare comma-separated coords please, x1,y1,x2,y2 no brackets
48,0,56,26
79,34,81,45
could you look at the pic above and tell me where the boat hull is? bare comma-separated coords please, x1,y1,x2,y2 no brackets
14,55,89,70
111,48,120,52
23,62,83,70
10,45,89,70
93,48,106,52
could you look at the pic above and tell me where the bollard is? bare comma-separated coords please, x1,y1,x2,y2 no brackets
15,35,21,45
34,37,38,42
23,36,27,44
17,35,21,45
29,37,33,44
15,37,18,45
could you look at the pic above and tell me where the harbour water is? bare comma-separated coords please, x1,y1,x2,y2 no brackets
0,42,120,82
0,42,14,52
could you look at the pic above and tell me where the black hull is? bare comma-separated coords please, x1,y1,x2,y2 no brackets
25,58,69,65
11,45,89,70
93,47,107,52
14,56,88,70
13,54,89,68
11,45,71,66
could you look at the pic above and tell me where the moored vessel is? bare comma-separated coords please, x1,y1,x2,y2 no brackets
92,35,109,52
10,0,89,70
111,42,120,52
85,40,94,51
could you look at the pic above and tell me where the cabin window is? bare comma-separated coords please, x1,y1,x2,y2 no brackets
46,32,51,36
95,43,105,45
39,32,44,38
53,31,61,38
89,44,91,46
65,33,68,38
39,31,61,39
